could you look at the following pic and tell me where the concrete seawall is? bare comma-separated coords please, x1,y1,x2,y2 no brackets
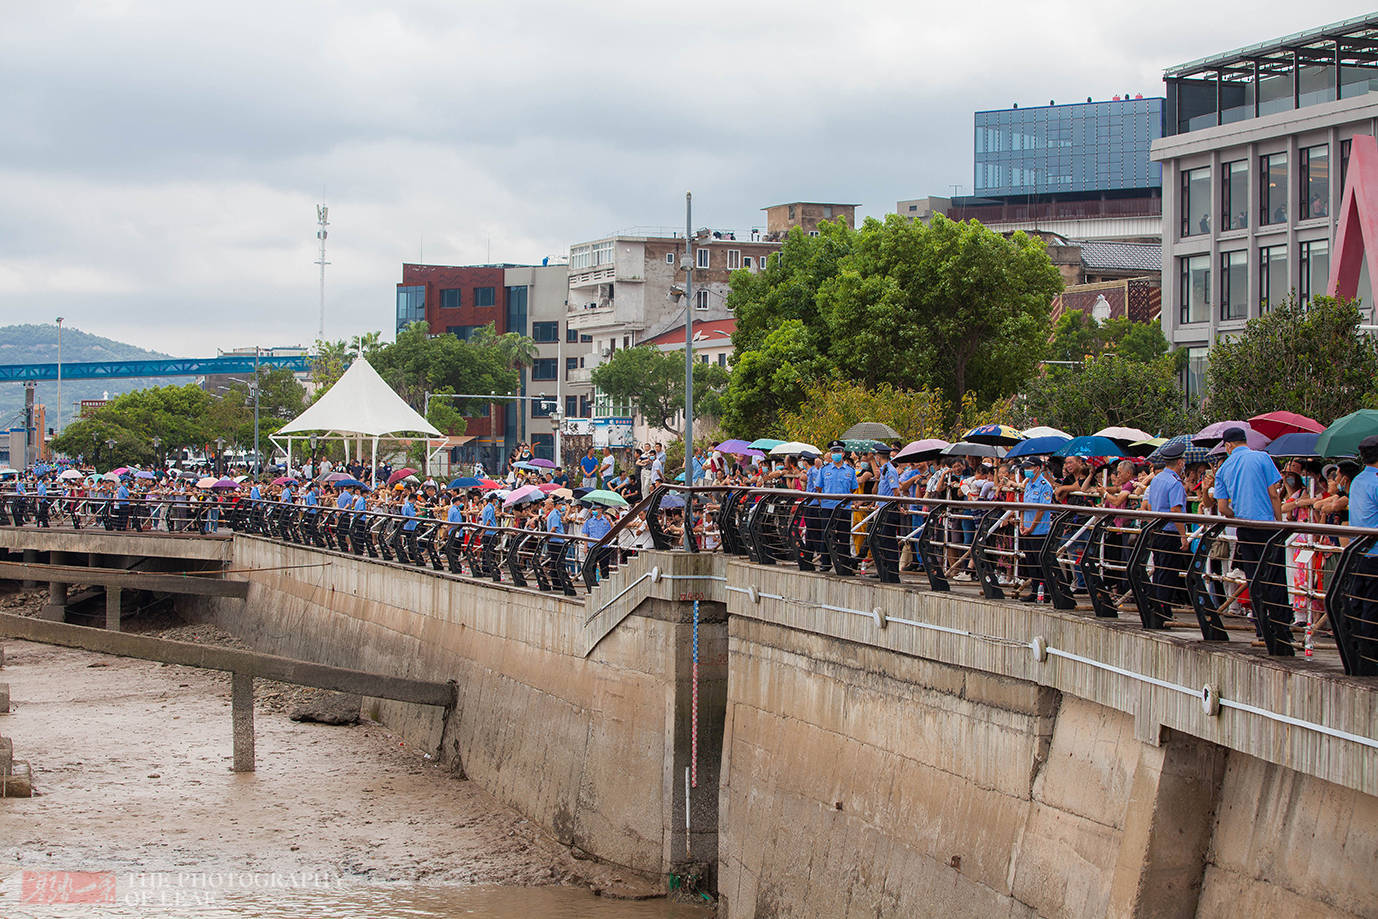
197,536,726,883
5,527,1374,915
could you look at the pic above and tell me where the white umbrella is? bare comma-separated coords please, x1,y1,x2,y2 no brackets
1021,425,1072,440
58,469,84,480
195,476,218,488
769,441,822,456
1094,425,1153,444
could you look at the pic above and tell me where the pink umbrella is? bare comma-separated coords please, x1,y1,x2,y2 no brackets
271,476,298,486
387,467,418,486
1248,410,1325,440
325,471,353,483
502,484,545,507
537,482,561,493
893,439,950,463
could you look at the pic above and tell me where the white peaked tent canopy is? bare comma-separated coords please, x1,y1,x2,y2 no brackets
273,359,440,471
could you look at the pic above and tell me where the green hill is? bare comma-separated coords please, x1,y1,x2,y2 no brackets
0,324,187,431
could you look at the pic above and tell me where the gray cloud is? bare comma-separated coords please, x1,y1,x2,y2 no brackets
0,0,1367,354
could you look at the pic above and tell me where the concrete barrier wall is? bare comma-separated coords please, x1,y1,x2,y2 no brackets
198,537,725,881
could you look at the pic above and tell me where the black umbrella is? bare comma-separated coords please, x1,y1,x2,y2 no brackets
841,421,900,441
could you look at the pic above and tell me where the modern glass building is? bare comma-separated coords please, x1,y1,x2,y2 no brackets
1154,14,1378,405
974,98,1164,197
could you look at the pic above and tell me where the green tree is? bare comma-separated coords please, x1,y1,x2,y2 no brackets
590,346,729,431
52,384,217,464
719,320,827,436
1204,294,1378,421
778,380,949,447
370,321,521,425
1047,311,1171,365
210,367,307,449
820,214,1061,403
1018,352,1194,436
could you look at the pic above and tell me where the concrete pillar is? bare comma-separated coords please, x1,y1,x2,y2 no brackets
1106,728,1228,919
42,581,68,622
0,683,8,713
21,549,37,589
231,672,254,773
105,587,121,631
0,735,11,777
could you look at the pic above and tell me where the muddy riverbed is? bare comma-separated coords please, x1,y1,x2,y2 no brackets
0,594,710,917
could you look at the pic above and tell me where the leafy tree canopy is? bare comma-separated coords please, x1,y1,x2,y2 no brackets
590,345,729,432
1204,295,1378,422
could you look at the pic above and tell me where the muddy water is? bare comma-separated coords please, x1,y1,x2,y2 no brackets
0,639,709,918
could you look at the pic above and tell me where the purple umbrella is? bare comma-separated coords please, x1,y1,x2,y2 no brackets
1207,427,1272,455
715,439,755,456
210,477,238,490
528,458,557,469
502,483,545,507
1192,420,1268,447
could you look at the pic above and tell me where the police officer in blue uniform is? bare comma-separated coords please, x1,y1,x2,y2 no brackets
1146,440,1189,616
1018,457,1054,602
34,477,50,528
871,444,902,582
817,440,859,574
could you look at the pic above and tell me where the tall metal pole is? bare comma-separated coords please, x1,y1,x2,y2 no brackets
55,317,63,436
315,204,330,340
555,333,564,467
253,346,261,475
683,192,694,550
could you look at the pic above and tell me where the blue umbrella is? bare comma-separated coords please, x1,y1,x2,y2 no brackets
659,493,686,509
1264,431,1321,458
448,476,482,489
335,478,371,490
1054,436,1124,458
514,461,543,472
1005,435,1070,458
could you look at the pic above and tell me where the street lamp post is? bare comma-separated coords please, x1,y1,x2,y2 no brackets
105,438,116,468
151,436,161,470
253,346,261,476
682,193,695,551
215,437,225,475
55,317,63,436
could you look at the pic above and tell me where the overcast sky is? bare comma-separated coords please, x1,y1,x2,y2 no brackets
0,1,1370,356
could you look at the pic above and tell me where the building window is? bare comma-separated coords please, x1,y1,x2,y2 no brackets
823,205,833,218
622,335,630,349
696,248,710,269
579,334,593,343
505,284,527,336
565,395,577,418
1300,144,1329,220
447,325,481,341
727,249,741,270
440,288,462,309
1260,153,1288,225
1179,255,1210,325
666,252,675,264
808,230,820,237
1299,240,1329,306
531,398,554,418
531,321,559,343
744,256,753,269
717,352,727,367
1260,245,1288,313
1184,346,1208,405
908,204,918,212
695,289,710,310
566,326,579,344
1222,160,1248,231
788,204,796,220
1341,138,1352,196
474,286,496,307
1220,250,1248,321
1181,167,1211,237
531,358,558,381
395,285,425,335
579,395,592,418
566,357,578,373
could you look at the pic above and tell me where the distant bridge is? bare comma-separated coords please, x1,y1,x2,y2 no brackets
0,354,313,383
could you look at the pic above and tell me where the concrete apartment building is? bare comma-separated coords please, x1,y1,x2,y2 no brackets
761,202,857,238
395,262,587,464
564,231,778,382
1152,13,1378,402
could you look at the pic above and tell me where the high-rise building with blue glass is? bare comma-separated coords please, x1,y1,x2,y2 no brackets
974,98,1164,197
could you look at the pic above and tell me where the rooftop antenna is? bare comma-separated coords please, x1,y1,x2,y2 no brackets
315,200,330,340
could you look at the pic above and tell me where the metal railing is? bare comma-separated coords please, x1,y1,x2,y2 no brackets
8,484,1378,678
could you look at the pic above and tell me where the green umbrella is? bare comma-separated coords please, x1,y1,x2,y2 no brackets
582,489,630,508
748,438,784,450
1315,409,1378,457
